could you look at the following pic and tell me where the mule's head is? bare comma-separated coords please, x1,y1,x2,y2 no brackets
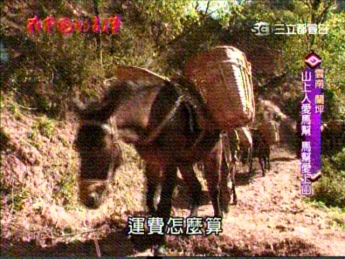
74,121,122,209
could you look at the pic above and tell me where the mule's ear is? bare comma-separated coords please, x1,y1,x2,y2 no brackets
72,98,86,118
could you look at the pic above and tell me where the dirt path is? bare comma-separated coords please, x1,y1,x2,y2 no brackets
161,149,345,256
103,148,345,257
1,149,344,257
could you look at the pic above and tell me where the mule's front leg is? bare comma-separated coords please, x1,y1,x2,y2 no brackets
154,165,177,256
179,164,202,217
267,148,271,170
259,156,266,177
204,142,222,218
248,147,253,175
144,163,161,215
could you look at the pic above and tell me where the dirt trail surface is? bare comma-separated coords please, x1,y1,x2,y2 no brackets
1,142,345,257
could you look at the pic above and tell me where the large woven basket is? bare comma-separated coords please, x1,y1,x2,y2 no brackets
185,46,255,131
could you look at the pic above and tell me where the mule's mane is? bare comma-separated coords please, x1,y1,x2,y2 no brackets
77,80,165,122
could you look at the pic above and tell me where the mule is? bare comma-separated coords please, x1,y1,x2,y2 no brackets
250,129,270,176
74,78,231,254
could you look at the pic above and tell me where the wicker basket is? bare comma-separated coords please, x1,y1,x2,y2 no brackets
184,46,255,131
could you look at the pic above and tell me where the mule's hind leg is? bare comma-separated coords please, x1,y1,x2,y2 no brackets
267,147,271,170
220,152,232,212
248,147,253,175
204,141,222,217
156,165,177,218
144,163,161,215
260,156,266,177
249,152,254,176
179,164,202,217
229,159,237,206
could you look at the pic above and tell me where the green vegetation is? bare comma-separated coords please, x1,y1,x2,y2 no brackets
307,199,345,230
312,149,345,208
35,115,56,138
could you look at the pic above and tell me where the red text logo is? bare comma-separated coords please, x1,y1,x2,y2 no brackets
27,15,121,35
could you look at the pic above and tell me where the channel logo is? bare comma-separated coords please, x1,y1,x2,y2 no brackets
251,22,271,36
251,22,328,36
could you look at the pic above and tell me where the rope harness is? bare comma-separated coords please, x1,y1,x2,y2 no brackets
138,95,185,145
79,116,120,186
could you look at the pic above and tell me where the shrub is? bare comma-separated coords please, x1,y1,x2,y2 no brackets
312,148,345,208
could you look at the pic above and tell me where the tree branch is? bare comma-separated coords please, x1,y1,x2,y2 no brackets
158,11,216,52
205,0,211,15
316,2,334,24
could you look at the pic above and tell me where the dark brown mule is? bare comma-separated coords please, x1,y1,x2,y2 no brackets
250,129,270,176
74,78,230,254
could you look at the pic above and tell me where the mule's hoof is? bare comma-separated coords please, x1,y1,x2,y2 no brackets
189,211,198,217
222,205,229,213
147,207,157,216
215,212,223,218
130,235,152,252
155,245,167,256
189,206,200,217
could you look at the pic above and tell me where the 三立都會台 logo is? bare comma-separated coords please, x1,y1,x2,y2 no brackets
251,22,271,36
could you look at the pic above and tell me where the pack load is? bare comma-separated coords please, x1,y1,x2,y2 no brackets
257,121,280,145
184,46,255,131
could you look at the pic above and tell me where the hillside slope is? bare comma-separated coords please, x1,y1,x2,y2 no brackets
1,98,344,257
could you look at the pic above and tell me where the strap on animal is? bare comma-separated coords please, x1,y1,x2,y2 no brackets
138,95,185,145
78,117,121,186
221,132,232,170
107,116,123,175
80,179,109,185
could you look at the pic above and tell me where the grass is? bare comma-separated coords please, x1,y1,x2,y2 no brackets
329,210,345,230
307,148,345,210
306,200,345,230
35,115,56,138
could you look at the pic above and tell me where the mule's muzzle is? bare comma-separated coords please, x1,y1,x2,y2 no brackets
79,180,108,209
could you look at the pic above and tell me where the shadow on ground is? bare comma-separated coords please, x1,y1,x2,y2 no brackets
1,225,137,257
271,157,296,162
1,217,148,257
